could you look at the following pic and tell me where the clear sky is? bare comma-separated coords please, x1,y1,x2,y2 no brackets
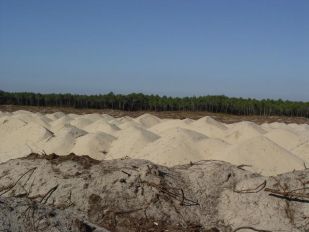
0,0,308,101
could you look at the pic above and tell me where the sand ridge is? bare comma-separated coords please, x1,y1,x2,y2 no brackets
0,110,308,175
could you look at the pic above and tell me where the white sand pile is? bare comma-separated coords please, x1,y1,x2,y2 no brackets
149,119,191,134
0,110,308,175
135,113,161,128
71,132,116,159
209,136,305,175
191,116,228,138
12,112,51,128
117,120,142,130
198,138,231,158
223,121,267,144
81,113,103,122
137,127,208,166
183,118,194,124
193,116,228,130
70,117,94,129
108,126,160,159
67,113,79,119
292,142,309,162
41,126,87,156
50,116,73,131
84,119,120,134
0,118,26,133
102,113,115,121
49,112,66,119
117,116,135,123
0,121,53,161
264,128,305,150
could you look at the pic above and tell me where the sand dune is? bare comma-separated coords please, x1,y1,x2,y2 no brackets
149,119,192,134
41,126,87,156
83,119,120,134
108,126,160,159
50,116,73,131
292,142,309,162
135,113,161,128
264,128,305,150
191,116,228,138
71,132,116,159
209,136,305,175
223,121,267,144
137,127,209,166
70,117,94,129
0,121,53,161
0,110,308,175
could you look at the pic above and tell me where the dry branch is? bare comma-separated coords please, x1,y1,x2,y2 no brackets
232,226,272,232
40,185,58,204
0,167,37,196
264,188,309,201
236,164,252,171
233,180,266,194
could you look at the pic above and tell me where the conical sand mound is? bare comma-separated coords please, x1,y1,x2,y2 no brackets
0,118,26,134
102,114,115,121
198,138,231,158
108,126,160,159
41,126,87,156
224,121,267,144
82,113,103,122
51,112,66,119
191,116,228,138
117,120,142,130
193,116,228,130
84,120,120,134
183,118,194,124
136,113,161,128
71,132,116,159
0,122,53,161
149,119,191,134
50,116,73,131
0,111,308,176
55,125,87,138
137,127,208,166
12,112,51,128
265,128,305,150
209,136,305,175
292,142,309,162
70,117,93,129
160,127,208,141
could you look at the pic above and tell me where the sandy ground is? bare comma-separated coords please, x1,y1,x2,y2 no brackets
0,110,308,176
0,154,308,231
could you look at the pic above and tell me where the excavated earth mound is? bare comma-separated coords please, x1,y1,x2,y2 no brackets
0,153,308,232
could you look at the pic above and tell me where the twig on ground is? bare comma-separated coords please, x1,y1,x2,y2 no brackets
115,208,143,215
264,187,309,202
40,185,58,204
233,180,266,194
143,181,199,206
121,170,131,177
0,167,37,196
232,226,272,232
236,164,252,171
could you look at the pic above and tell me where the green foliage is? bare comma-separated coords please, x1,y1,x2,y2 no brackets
0,91,308,117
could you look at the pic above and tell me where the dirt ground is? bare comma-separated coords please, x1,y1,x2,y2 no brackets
1,104,308,125
1,153,308,231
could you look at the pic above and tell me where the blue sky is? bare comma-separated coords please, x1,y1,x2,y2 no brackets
0,0,308,100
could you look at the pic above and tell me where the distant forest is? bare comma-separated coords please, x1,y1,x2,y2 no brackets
0,91,308,118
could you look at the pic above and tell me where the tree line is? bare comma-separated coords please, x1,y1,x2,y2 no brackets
0,91,308,118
